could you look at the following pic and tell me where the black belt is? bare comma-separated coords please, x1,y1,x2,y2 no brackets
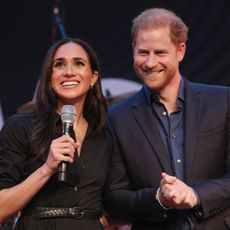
23,207,102,220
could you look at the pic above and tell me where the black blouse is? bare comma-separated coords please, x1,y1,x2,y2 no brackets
0,112,113,230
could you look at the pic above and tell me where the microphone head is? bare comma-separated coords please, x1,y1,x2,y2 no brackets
61,105,76,124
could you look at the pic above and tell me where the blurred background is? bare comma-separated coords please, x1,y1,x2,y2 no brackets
1,0,230,121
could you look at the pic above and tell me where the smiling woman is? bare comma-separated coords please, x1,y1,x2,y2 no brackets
51,42,98,110
0,38,113,230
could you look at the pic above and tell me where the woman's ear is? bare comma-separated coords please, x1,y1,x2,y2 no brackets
90,71,99,87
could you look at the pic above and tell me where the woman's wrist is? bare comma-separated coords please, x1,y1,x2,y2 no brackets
40,163,56,177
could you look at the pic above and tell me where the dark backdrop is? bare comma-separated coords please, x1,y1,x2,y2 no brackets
1,0,230,119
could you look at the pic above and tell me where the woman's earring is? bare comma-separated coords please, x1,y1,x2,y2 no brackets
90,84,93,89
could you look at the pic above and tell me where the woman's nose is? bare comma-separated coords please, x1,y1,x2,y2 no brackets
64,64,75,76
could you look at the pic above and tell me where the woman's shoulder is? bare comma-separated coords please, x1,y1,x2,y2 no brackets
6,111,37,122
1,111,38,133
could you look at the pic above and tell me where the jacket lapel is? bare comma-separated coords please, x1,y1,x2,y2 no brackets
184,80,201,182
131,88,174,175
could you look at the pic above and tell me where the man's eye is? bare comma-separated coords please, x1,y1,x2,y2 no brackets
156,51,166,56
138,50,149,56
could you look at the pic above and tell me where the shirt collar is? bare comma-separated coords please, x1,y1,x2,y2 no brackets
144,77,185,105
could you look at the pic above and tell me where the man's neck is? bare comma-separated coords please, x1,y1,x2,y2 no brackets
158,76,181,114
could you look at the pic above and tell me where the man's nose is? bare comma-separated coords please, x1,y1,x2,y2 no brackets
145,53,157,68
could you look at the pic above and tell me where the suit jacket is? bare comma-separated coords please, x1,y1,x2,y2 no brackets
103,80,230,230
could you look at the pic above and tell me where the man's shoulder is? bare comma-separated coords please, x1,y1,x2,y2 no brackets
186,80,230,93
108,89,144,114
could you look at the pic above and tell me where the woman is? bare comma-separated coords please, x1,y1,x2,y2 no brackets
0,38,113,230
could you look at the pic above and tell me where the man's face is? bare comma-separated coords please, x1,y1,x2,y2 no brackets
133,27,185,92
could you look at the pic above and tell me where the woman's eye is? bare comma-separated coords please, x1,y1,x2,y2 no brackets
53,61,64,68
75,60,85,66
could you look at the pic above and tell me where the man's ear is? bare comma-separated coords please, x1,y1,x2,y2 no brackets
177,42,186,62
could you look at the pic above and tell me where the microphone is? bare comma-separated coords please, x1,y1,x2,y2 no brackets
58,105,77,183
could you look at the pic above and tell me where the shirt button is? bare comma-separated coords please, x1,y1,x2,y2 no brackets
81,164,85,169
74,186,78,191
162,111,167,116
176,159,182,163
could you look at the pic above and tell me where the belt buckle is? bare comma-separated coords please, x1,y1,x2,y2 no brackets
70,207,85,219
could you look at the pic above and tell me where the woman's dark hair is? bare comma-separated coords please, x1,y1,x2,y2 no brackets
30,38,107,156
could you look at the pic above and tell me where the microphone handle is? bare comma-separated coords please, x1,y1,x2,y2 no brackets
58,122,73,183
58,161,68,182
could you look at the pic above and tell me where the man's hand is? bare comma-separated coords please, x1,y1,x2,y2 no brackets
158,172,198,209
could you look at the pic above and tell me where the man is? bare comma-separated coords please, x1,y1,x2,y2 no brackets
103,8,230,229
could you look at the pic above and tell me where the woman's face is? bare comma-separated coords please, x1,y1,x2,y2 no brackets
51,42,98,108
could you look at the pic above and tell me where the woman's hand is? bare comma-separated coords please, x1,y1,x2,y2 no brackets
42,135,77,176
